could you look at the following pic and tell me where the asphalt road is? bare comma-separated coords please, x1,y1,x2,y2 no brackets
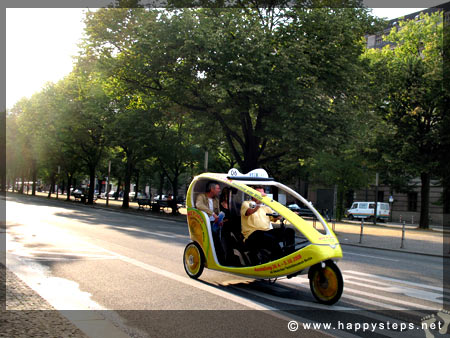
4,194,446,338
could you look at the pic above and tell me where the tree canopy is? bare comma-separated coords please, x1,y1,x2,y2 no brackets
83,6,380,172
363,11,444,228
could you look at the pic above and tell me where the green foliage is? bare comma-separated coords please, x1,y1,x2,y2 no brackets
362,11,444,228
83,6,379,173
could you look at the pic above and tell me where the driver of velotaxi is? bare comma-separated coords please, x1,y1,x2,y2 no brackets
240,186,295,260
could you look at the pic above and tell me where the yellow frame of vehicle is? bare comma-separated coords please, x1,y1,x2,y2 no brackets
186,172,343,279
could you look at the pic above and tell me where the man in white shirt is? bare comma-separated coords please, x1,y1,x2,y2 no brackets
195,181,221,223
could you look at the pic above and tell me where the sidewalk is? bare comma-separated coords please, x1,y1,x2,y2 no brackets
326,220,447,257
1,262,131,338
1,262,88,337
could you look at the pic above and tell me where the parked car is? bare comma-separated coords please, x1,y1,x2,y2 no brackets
154,194,167,201
136,192,148,199
72,189,84,199
127,192,147,200
100,191,112,199
72,188,97,201
287,203,315,218
346,201,390,221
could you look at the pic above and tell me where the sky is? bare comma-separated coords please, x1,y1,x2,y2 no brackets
3,6,439,110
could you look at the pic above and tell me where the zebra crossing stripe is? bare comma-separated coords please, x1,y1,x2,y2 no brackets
345,270,445,292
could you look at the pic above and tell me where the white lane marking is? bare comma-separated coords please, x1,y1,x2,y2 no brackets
145,232,172,238
95,208,182,225
24,251,117,258
100,225,189,239
345,270,444,292
344,252,399,262
21,257,117,262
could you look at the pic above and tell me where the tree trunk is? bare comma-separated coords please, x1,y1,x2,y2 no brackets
170,174,179,215
88,166,96,204
115,178,122,200
134,169,140,202
122,159,133,209
32,166,37,196
66,174,72,201
419,172,430,229
336,185,345,221
0,159,5,192
60,179,65,195
48,174,55,198
242,139,260,173
19,173,25,194
158,171,165,197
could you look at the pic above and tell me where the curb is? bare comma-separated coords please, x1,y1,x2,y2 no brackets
340,242,448,258
339,220,450,234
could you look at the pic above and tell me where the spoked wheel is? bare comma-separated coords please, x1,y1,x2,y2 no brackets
308,260,343,305
183,242,205,279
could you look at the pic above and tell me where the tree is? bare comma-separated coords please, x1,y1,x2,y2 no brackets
363,12,444,229
155,109,204,214
102,84,161,209
7,96,47,195
83,5,380,172
5,106,27,192
19,86,81,198
56,60,111,204
299,102,379,220
0,110,5,192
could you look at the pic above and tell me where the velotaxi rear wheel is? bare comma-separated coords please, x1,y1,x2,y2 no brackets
183,242,205,279
309,261,343,305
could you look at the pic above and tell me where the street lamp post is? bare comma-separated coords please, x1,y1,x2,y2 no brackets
373,173,379,225
389,195,394,222
56,166,60,199
106,161,111,207
333,184,337,221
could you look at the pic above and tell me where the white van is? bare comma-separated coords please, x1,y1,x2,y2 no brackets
347,202,390,221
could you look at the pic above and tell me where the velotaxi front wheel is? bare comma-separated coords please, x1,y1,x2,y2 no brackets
309,261,343,305
183,242,205,279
